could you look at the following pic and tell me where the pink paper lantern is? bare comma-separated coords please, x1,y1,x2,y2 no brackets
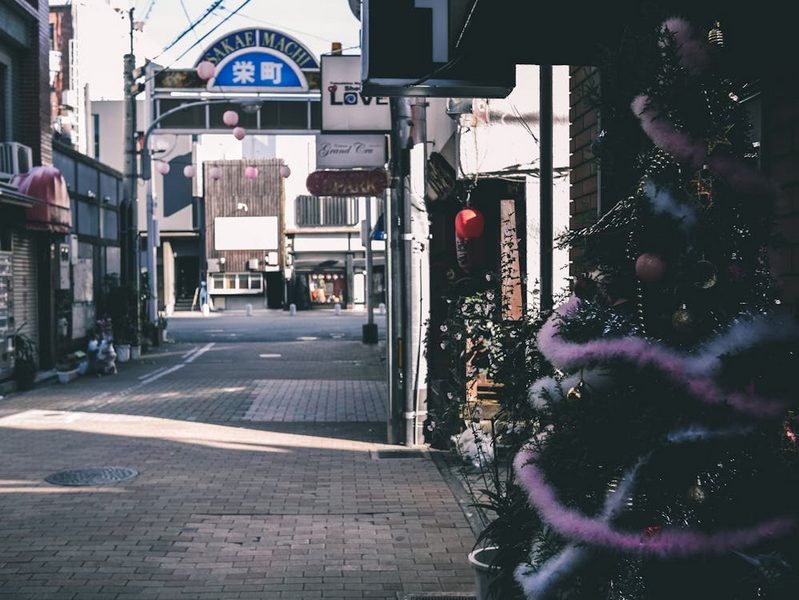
156,161,170,175
196,61,215,81
183,164,196,178
280,164,291,178
222,110,239,127
209,166,222,181
232,126,246,141
244,166,259,179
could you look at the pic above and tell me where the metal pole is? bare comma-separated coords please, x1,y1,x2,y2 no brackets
146,177,158,322
540,65,554,313
384,187,396,445
362,195,378,344
123,53,138,287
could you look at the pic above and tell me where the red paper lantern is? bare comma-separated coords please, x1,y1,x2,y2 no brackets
222,110,239,127
196,61,215,81
454,208,485,240
232,126,246,141
635,253,666,283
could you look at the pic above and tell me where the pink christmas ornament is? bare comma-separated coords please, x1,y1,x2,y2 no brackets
209,166,222,181
279,164,291,178
183,165,196,178
156,161,170,175
244,166,258,179
196,61,215,81
232,126,246,141
222,110,239,127
635,253,666,283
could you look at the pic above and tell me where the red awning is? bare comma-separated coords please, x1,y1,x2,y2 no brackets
11,166,72,234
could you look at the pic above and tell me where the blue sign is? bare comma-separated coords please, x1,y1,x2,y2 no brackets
197,29,319,93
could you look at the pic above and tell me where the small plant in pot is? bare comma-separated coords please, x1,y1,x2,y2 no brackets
55,351,84,384
13,325,37,391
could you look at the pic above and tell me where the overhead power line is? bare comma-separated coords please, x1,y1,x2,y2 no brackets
152,0,224,62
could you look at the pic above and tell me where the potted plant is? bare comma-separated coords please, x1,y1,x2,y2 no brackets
55,351,84,384
12,325,37,391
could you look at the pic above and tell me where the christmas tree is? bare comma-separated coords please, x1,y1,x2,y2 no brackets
514,18,799,600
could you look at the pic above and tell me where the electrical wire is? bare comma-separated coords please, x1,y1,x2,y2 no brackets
151,0,224,63
141,0,252,85
178,0,201,43
216,4,349,46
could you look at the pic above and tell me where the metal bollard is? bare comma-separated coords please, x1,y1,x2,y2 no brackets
246,303,253,316
289,303,297,316
334,303,341,316
201,303,210,317
378,303,386,315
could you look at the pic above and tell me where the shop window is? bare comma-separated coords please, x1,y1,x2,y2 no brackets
296,195,358,227
77,162,98,198
101,208,118,240
77,201,99,237
99,172,118,205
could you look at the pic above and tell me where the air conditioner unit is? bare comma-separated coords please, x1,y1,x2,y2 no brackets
0,142,33,179
247,258,260,271
62,89,78,108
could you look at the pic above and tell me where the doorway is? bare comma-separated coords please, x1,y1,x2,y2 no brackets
174,256,199,310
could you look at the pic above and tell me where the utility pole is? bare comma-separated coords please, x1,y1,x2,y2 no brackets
122,7,141,334
539,65,554,313
388,97,429,447
362,195,378,344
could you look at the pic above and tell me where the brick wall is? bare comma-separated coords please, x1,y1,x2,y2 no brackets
13,0,51,167
763,86,799,304
568,66,600,279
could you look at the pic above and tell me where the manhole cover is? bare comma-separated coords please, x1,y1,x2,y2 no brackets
45,467,138,487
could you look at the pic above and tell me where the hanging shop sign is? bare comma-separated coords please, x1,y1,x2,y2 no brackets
197,28,320,93
316,134,387,169
362,0,515,98
321,55,390,132
306,169,389,197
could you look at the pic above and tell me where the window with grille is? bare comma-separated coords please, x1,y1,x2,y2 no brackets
295,195,358,227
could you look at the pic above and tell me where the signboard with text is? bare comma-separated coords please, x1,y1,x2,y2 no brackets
316,134,387,169
362,0,514,97
321,55,391,132
196,28,320,93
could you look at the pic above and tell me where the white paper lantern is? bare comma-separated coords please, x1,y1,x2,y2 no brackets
196,61,215,81
279,164,291,178
183,164,196,178
209,166,222,181
233,126,246,141
156,161,170,175
222,110,239,127
244,166,258,179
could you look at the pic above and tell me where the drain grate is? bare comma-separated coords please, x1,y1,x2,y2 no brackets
374,450,428,459
399,595,476,600
45,467,138,487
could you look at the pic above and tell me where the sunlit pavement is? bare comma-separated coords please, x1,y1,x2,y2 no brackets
0,312,475,599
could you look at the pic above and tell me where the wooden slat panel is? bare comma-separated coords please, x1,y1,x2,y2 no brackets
204,159,285,273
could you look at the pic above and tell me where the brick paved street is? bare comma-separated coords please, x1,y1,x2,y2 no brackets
0,312,476,599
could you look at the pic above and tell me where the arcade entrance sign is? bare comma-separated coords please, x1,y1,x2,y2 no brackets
197,28,319,93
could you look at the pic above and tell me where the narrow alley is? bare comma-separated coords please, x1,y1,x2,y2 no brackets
0,311,476,599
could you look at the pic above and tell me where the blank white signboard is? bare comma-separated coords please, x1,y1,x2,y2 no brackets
214,216,279,251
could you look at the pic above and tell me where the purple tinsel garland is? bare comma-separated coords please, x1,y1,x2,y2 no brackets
514,448,796,557
536,297,793,419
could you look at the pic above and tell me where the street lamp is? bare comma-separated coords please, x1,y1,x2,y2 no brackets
139,96,247,322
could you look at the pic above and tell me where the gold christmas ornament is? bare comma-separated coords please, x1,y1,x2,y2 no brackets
567,381,585,401
688,476,707,503
708,21,724,47
693,260,718,289
672,304,695,333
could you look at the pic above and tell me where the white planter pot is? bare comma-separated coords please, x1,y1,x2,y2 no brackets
117,344,131,363
130,345,141,360
57,368,80,384
468,546,500,600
